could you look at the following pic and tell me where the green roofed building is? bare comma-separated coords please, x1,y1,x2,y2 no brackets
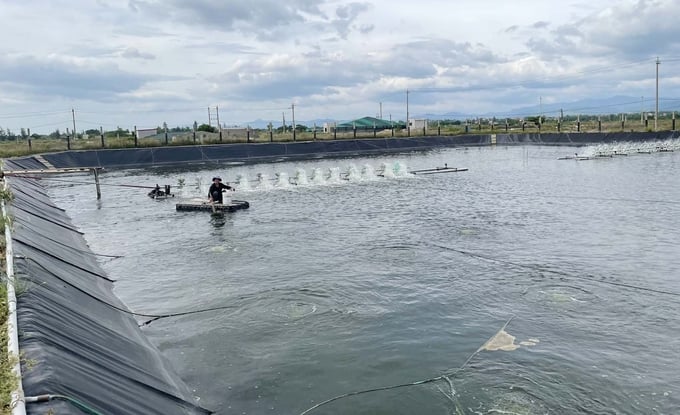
324,116,406,132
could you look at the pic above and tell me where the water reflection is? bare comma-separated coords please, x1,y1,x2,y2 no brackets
209,212,228,228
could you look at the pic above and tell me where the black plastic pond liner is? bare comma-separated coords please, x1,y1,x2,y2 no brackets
6,133,680,171
6,176,212,415
15,136,494,169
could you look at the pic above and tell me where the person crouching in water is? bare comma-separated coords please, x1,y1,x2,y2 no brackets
208,177,234,204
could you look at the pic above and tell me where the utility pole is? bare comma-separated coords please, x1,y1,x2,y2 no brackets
406,89,410,128
72,108,77,140
216,106,222,141
291,103,295,135
208,107,212,127
380,102,383,119
655,57,660,131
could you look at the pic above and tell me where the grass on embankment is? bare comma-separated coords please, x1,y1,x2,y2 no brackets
0,185,17,414
0,281,16,415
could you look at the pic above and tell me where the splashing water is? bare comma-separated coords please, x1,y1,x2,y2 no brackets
295,168,310,186
362,164,376,180
578,138,680,157
393,161,409,177
310,168,326,185
276,172,291,188
346,164,362,182
327,167,342,184
381,162,396,178
257,173,273,190
235,174,252,191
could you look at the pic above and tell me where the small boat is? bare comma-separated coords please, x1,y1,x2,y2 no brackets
176,198,250,212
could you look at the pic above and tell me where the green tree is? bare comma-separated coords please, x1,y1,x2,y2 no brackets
49,129,61,139
197,124,217,133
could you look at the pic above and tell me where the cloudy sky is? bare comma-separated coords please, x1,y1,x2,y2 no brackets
1,0,680,133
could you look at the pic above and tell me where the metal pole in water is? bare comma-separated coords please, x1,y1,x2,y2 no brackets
655,57,660,132
93,168,101,200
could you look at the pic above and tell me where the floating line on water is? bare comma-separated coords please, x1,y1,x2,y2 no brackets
428,242,680,298
13,216,123,259
17,254,238,325
298,315,515,415
422,186,680,208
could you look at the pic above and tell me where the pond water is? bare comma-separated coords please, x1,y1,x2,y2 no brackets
47,144,680,414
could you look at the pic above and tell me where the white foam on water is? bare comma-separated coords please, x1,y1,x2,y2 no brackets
275,172,291,188
381,162,395,178
327,167,343,184
578,138,680,157
256,173,273,190
393,161,410,177
346,164,362,182
294,168,310,186
235,174,252,191
361,164,377,180
310,168,326,185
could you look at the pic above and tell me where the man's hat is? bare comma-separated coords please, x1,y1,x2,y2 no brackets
212,177,222,181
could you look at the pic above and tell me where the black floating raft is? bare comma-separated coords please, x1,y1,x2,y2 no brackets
176,199,250,212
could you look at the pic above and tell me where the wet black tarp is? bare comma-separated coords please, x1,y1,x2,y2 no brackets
6,175,211,414
4,133,670,170
26,136,490,169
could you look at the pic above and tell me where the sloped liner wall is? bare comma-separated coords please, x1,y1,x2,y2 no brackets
4,169,211,414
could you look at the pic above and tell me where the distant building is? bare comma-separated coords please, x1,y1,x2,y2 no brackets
408,119,428,130
136,128,157,139
326,116,403,132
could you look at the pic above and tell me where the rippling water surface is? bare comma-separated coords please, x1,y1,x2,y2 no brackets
47,145,680,414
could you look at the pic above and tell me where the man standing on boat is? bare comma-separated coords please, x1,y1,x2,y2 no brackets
208,177,234,204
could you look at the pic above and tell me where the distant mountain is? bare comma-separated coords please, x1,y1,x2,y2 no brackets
234,96,677,128
413,96,677,121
